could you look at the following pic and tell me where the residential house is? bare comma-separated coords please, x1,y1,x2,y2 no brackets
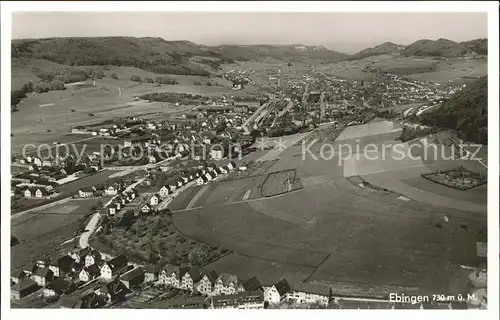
203,171,215,183
79,264,102,283
23,188,32,198
31,267,54,287
43,279,77,298
159,186,170,198
196,176,206,185
79,187,95,198
159,265,185,288
100,255,129,281
84,249,102,267
32,157,42,167
145,270,159,283
42,159,54,167
11,279,40,300
209,291,265,309
149,155,157,164
119,267,145,289
149,194,160,207
104,185,119,196
211,148,224,160
108,205,117,216
213,273,245,296
47,264,61,278
140,203,151,214
196,271,219,296
34,188,45,198
180,268,202,292
287,283,330,306
264,278,292,304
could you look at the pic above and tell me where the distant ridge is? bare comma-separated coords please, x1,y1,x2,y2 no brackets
208,44,349,62
400,38,470,58
347,42,406,60
11,36,234,76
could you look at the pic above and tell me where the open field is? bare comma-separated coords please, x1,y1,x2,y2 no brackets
11,76,199,154
407,57,487,82
168,185,203,211
171,118,486,295
11,216,81,272
55,170,115,195
261,169,301,197
174,174,485,295
202,253,317,286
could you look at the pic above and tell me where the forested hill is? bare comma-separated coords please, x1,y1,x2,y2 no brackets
11,37,235,76
419,76,488,144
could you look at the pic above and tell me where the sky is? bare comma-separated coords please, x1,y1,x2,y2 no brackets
12,12,488,54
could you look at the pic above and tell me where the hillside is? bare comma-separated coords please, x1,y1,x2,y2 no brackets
419,76,487,144
12,37,234,77
400,38,470,58
348,42,406,60
209,44,349,62
461,38,488,55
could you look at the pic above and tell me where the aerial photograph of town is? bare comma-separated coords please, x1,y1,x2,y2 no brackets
4,3,496,312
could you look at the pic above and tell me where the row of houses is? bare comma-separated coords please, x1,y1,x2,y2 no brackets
78,180,133,199
12,245,477,309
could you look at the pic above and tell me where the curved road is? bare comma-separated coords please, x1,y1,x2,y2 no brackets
79,212,101,248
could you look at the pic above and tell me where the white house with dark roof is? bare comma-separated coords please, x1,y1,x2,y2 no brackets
149,194,160,207
196,271,219,296
31,267,54,287
79,264,102,282
264,278,292,304
213,273,245,296
100,255,129,281
105,185,119,196
159,186,170,198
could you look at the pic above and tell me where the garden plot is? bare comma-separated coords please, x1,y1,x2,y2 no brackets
261,170,302,197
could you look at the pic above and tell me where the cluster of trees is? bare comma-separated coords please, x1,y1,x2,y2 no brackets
193,79,222,86
99,212,228,268
14,39,212,76
130,75,142,82
138,92,210,105
419,76,487,144
268,122,307,138
11,69,98,110
155,76,178,85
130,75,179,85
396,126,437,142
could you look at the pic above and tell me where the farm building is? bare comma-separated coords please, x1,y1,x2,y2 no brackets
11,279,40,300
119,267,145,289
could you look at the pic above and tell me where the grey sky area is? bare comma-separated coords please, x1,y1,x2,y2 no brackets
12,12,487,53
